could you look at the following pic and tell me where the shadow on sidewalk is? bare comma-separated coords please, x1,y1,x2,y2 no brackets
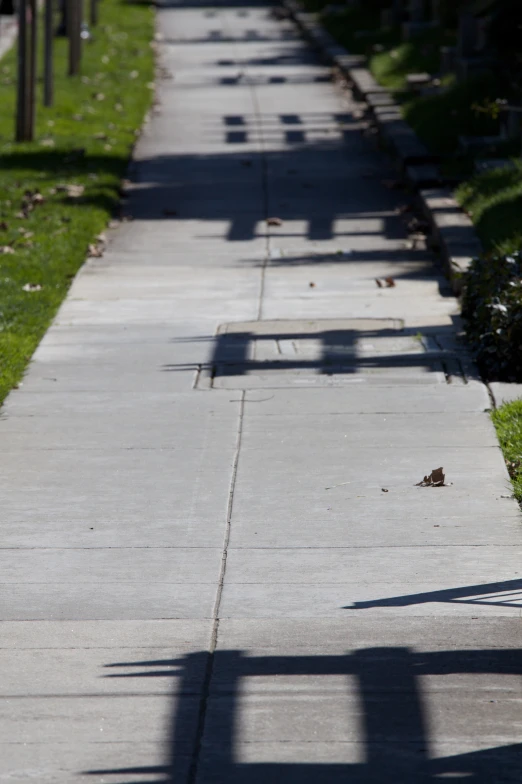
160,317,473,384
83,640,522,783
347,578,522,611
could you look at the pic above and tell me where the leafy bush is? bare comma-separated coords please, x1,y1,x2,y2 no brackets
463,249,522,381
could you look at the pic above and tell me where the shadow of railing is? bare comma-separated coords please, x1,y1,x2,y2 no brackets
83,644,522,783
347,578,522,611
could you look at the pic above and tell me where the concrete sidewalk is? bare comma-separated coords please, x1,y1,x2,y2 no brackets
1,1,522,782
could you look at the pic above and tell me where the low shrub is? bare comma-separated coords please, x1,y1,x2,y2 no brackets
462,249,522,381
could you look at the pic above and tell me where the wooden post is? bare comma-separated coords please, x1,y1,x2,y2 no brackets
27,0,37,134
67,0,82,76
16,0,28,140
15,0,36,141
44,0,53,106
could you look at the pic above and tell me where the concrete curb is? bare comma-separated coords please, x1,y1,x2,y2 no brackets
282,0,482,295
419,188,482,295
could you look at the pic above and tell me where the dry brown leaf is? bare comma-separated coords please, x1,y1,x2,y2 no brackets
384,277,396,288
267,217,283,226
375,278,383,288
309,282,316,288
88,243,104,258
381,488,389,493
415,467,446,487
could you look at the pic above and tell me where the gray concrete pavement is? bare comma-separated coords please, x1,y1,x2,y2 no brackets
1,1,522,782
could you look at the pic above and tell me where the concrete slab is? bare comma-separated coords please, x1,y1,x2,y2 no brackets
0,547,222,584
243,386,490,413
0,743,191,784
0,582,217,620
490,382,522,407
0,447,236,524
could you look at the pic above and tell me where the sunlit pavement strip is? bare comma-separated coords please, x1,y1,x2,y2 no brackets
1,2,522,782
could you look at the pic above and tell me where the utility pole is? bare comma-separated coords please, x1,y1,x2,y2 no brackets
44,0,54,106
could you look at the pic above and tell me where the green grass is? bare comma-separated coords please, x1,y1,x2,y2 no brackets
492,399,522,502
0,0,154,403
456,161,522,253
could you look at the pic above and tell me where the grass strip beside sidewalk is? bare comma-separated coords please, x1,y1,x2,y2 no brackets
0,0,155,404
492,400,522,503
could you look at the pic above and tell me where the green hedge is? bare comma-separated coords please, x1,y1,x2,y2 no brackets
462,249,522,381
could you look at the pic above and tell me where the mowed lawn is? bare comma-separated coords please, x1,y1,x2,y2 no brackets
0,0,155,403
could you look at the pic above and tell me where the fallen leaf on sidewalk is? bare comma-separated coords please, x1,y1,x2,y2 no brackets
309,282,316,288
267,217,283,226
415,467,446,487
381,488,389,493
375,277,396,288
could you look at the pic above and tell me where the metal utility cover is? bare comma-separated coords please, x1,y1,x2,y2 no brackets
197,320,460,389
